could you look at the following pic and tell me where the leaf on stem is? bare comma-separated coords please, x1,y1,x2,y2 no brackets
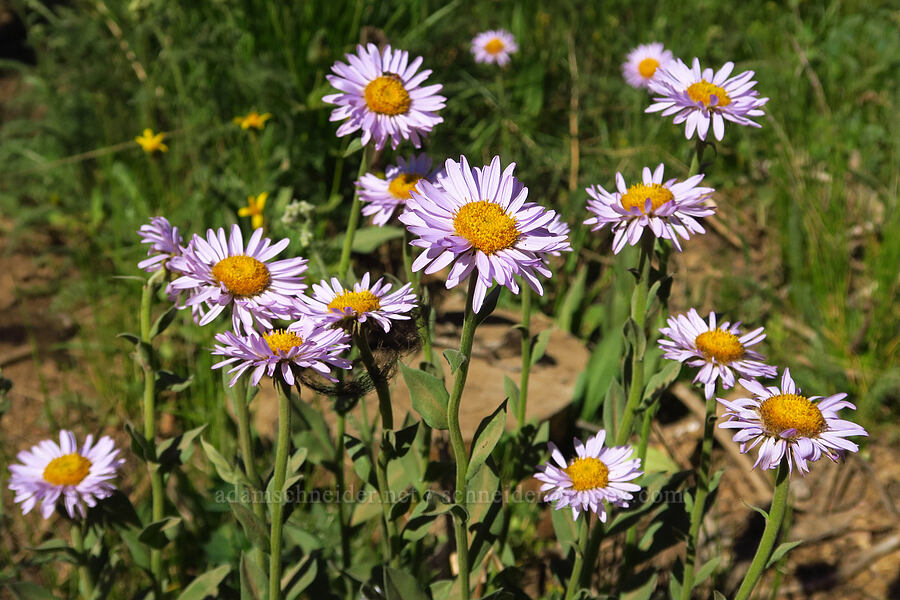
442,349,468,374
175,564,231,600
467,401,507,482
400,362,449,430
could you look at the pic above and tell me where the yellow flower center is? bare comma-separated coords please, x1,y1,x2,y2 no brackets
687,79,732,107
694,329,745,363
364,75,411,116
453,201,520,255
388,173,424,199
620,183,675,213
484,38,505,55
327,290,381,315
211,255,271,297
638,57,660,78
758,394,827,439
564,457,609,492
263,329,304,354
43,453,92,486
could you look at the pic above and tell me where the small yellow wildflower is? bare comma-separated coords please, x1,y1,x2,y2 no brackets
135,129,168,154
233,111,272,131
239,193,267,230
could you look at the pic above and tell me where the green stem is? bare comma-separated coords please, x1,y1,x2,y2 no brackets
734,460,791,600
269,379,293,600
337,147,371,278
335,411,351,569
623,399,659,561
447,276,480,600
681,391,719,600
566,514,591,598
71,521,95,600
517,283,532,430
687,139,707,178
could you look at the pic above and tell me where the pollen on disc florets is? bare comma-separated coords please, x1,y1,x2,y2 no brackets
211,255,271,297
484,38,505,55
453,200,520,255
328,290,381,315
638,57,660,78
695,329,746,363
364,74,411,116
43,453,92,486
620,183,675,213
687,80,732,108
565,457,610,492
758,393,827,439
388,173,424,199
263,329,304,354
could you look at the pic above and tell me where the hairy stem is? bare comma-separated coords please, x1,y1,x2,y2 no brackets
517,283,532,429
565,514,591,599
338,147,371,277
269,379,293,600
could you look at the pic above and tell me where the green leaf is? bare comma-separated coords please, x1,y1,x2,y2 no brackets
351,226,405,253
138,517,181,549
149,306,178,339
400,362,449,430
176,564,231,600
156,370,194,393
550,506,578,552
602,379,626,441
530,328,553,366
466,401,507,482
157,424,207,473
384,567,429,600
474,286,502,325
642,361,681,401
344,434,375,486
621,571,658,600
442,349,467,374
230,503,269,549
696,556,721,585
741,499,769,519
668,574,683,600
201,438,249,486
125,422,154,462
4,582,58,600
713,592,728,600
623,317,646,357
240,551,267,600
503,375,519,406
765,540,802,568
289,447,309,475
342,137,363,157
383,422,420,459
283,553,318,600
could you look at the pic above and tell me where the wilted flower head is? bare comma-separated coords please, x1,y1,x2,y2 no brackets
471,30,518,66
400,155,571,312
622,42,673,89
646,58,768,141
534,431,642,521
323,44,446,150
358,154,439,226
8,431,124,519
300,272,416,332
719,369,868,475
584,163,714,253
138,216,184,272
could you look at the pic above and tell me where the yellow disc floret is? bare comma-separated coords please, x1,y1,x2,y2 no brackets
453,201,520,255
263,329,304,354
694,329,745,363
638,57,660,79
687,80,732,108
388,173,424,199
565,457,609,492
211,255,271,297
43,453,92,486
484,38,505,55
364,75,411,116
328,290,381,315
620,183,675,213
758,394,826,439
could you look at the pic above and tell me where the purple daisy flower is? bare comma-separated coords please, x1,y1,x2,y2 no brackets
534,430,642,521
138,216,184,272
168,225,307,333
357,154,439,226
8,431,124,519
622,42,674,89
471,30,518,66
399,155,571,313
719,369,868,475
646,58,768,141
323,44,446,150
300,272,416,332
659,308,778,400
212,318,352,387
584,163,715,253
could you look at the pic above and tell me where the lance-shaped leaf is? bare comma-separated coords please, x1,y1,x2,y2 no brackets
176,564,231,600
467,401,507,482
400,362,449,430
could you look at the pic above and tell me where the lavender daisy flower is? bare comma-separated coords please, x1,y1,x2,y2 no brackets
471,30,518,66
646,58,768,141
358,154,439,226
622,42,673,89
534,430,642,521
584,163,715,253
300,272,416,332
212,318,351,387
659,308,778,400
719,369,868,475
169,225,307,332
8,431,124,519
138,216,184,272
323,44,446,150
400,155,571,313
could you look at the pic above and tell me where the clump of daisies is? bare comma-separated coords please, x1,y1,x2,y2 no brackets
584,163,715,253
357,154,439,226
9,430,124,519
622,42,673,89
471,30,518,66
646,58,768,141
